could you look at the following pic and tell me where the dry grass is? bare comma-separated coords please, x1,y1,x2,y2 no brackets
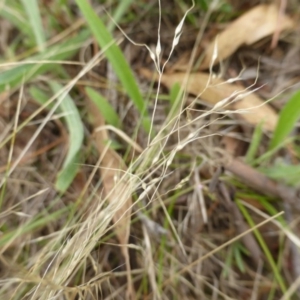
1,0,300,299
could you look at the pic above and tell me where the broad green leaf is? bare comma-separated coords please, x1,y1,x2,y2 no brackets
21,0,46,51
0,30,90,92
75,0,150,132
49,82,84,193
269,90,300,150
85,87,121,128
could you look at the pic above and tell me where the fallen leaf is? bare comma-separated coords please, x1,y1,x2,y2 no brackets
140,69,278,131
201,4,294,69
86,92,134,298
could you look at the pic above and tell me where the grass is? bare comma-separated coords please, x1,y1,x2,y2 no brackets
21,0,46,51
49,81,84,192
76,0,151,133
1,0,300,299
269,90,300,151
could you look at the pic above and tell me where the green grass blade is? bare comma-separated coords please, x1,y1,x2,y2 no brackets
20,0,46,51
85,87,121,128
0,30,90,92
245,121,263,164
269,90,300,150
252,137,293,165
234,243,246,273
236,199,287,293
30,85,80,192
49,82,84,193
107,0,134,32
169,82,181,108
29,86,49,106
56,154,81,193
261,162,300,187
75,0,150,132
0,4,32,41
222,246,233,278
0,207,67,247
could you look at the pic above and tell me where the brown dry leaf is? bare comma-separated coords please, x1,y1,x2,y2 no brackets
86,95,134,298
201,4,294,70
141,68,278,131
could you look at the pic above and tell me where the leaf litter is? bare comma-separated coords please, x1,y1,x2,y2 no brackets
140,68,278,131
200,4,295,70
1,0,300,299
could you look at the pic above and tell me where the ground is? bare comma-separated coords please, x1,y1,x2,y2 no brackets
0,0,300,299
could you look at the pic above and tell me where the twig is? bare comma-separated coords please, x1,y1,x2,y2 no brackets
223,157,300,211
